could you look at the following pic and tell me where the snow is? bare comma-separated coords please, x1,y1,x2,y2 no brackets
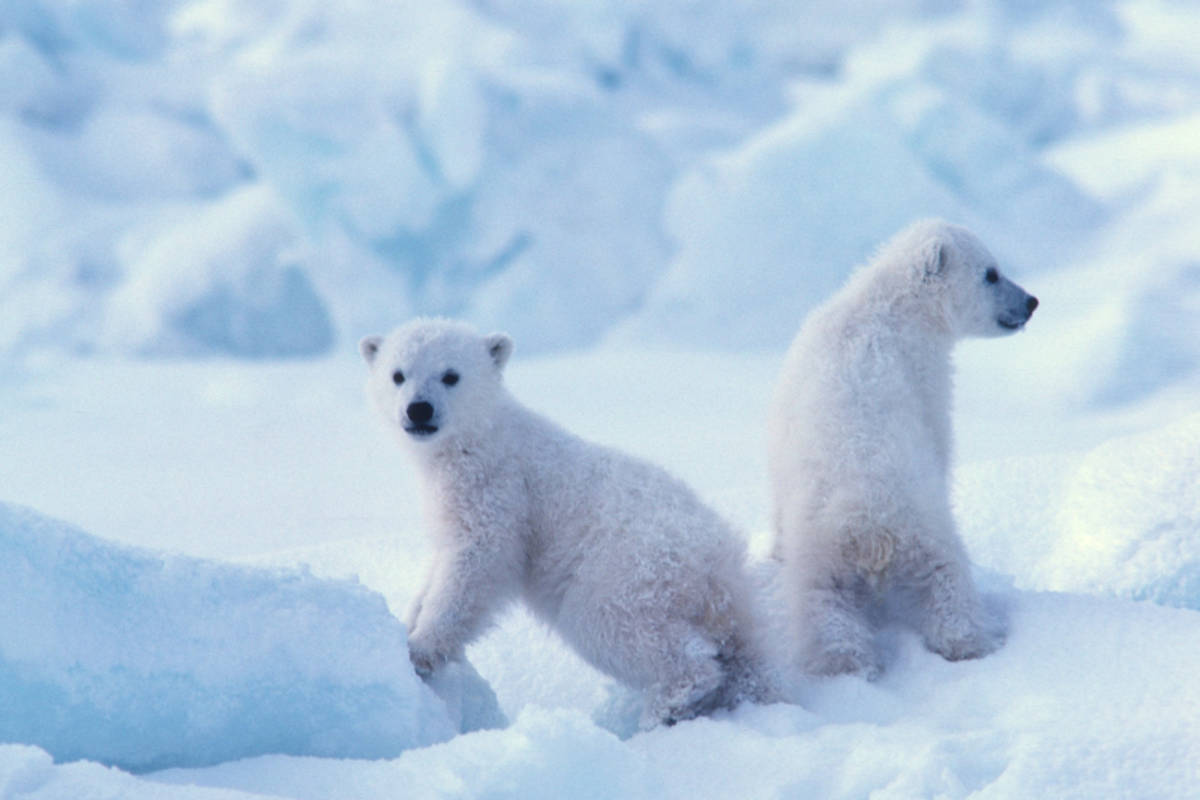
2,0,1200,796
3,348,1200,797
960,412,1200,609
101,186,333,359
10,581,1199,799
0,502,503,774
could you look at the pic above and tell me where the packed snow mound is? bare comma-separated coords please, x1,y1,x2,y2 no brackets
959,412,1200,610
0,502,503,773
100,186,334,358
1046,413,1200,606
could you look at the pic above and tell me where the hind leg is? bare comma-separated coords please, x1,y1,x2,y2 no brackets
639,629,728,728
646,566,781,721
563,594,730,729
796,576,880,678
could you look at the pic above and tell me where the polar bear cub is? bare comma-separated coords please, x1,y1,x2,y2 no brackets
769,220,1037,677
361,318,770,726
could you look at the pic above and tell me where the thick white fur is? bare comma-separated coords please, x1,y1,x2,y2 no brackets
769,220,1035,677
362,318,771,726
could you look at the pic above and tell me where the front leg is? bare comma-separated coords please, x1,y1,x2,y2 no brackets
408,542,521,677
905,543,1005,662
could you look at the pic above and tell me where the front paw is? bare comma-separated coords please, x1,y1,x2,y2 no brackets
804,642,882,680
407,636,451,678
925,619,1005,662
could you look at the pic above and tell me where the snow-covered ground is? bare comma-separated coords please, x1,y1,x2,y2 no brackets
3,0,1200,797
3,351,1200,798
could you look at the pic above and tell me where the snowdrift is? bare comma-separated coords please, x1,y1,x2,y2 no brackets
960,411,1200,610
0,502,502,773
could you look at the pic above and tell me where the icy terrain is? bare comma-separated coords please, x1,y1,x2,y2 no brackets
3,0,1200,797
3,355,1200,798
0,501,505,773
3,0,1196,371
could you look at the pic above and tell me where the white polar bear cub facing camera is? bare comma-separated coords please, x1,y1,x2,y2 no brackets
769,220,1037,678
361,318,771,727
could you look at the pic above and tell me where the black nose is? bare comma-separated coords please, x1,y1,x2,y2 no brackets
1027,295,1039,313
407,401,434,424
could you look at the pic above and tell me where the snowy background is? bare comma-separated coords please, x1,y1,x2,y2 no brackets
3,0,1200,797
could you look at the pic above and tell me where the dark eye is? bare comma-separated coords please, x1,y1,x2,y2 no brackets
392,370,405,386
985,267,999,284
441,370,460,387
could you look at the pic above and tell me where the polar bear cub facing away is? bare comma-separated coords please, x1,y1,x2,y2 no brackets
361,318,769,726
769,220,1037,677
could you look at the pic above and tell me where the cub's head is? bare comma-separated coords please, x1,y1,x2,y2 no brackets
905,220,1038,338
359,318,514,449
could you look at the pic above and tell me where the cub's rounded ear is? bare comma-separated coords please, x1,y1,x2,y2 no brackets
485,332,514,370
922,238,949,277
359,335,384,364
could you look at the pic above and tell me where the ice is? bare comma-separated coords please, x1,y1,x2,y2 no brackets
28,108,245,202
1044,112,1200,201
100,186,334,358
607,93,971,349
1016,119,1200,407
457,87,673,349
1096,259,1200,406
175,0,682,352
0,502,503,773
0,0,1194,374
0,123,66,267
609,6,1103,350
608,94,1089,349
0,34,59,118
1,0,1086,363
